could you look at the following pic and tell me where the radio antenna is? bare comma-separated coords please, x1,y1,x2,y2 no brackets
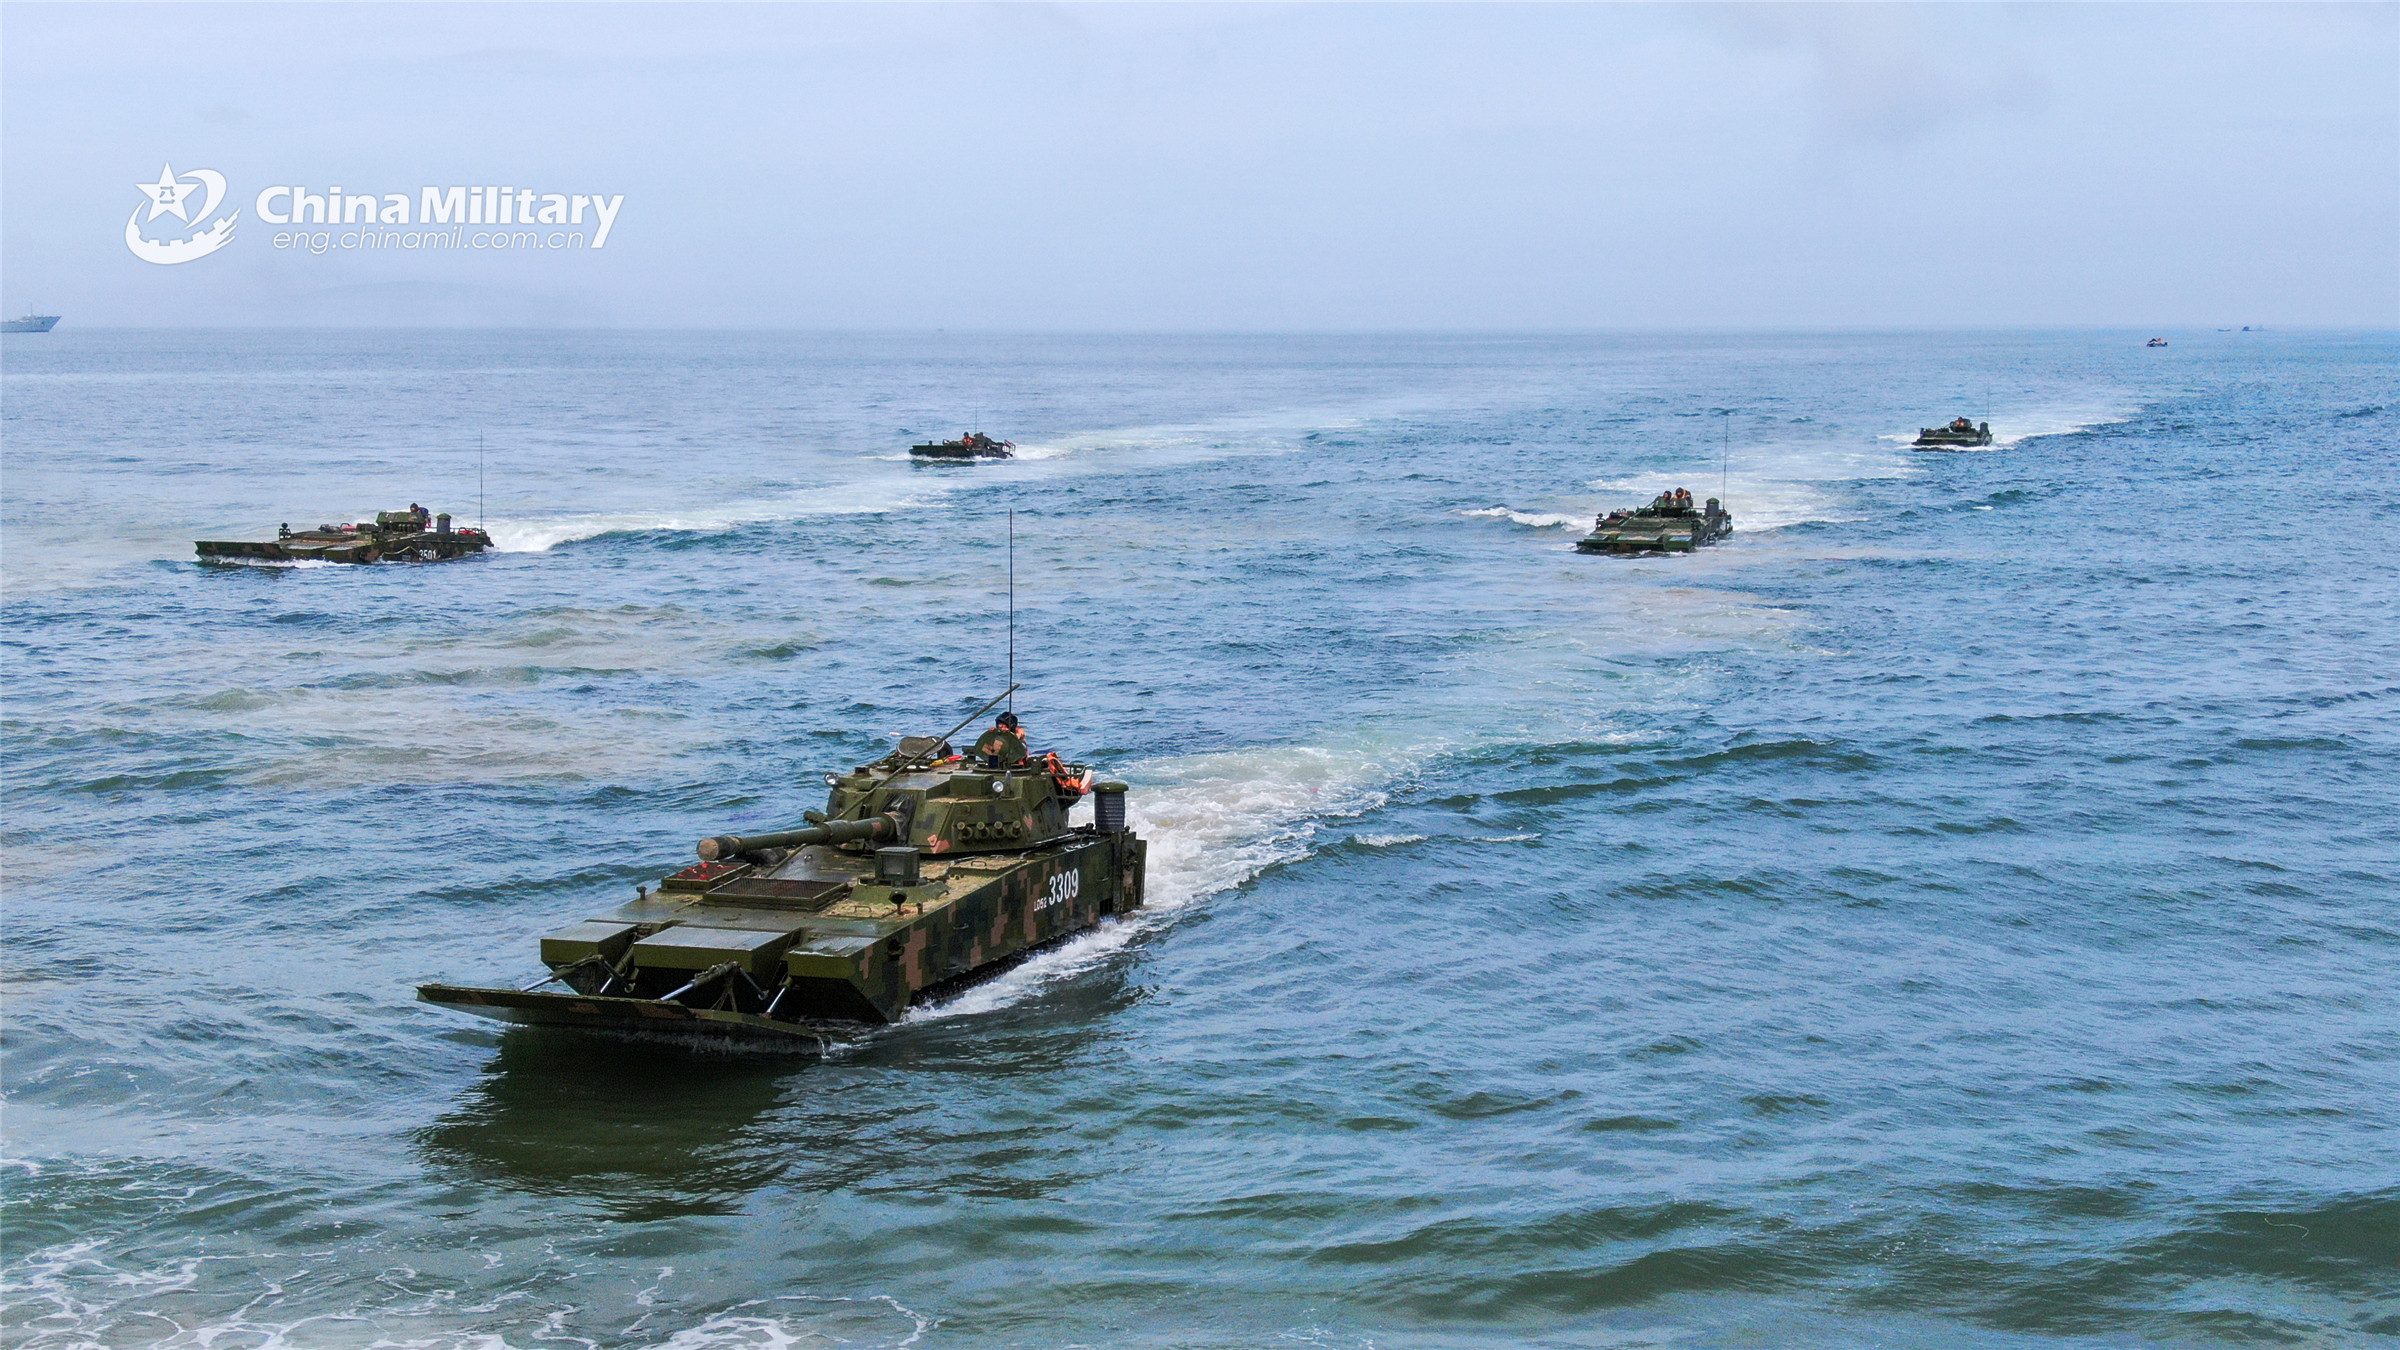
1006,509,1015,715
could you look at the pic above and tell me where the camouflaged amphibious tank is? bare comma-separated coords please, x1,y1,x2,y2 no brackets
196,509,491,563
909,432,1014,460
1913,417,1993,449
1575,492,1734,555
418,690,1147,1040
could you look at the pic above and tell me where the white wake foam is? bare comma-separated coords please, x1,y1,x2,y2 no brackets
906,738,1414,1022
1988,403,2138,447
1460,507,1579,529
1004,406,1369,468
487,481,944,552
1585,471,1848,534
1881,402,2139,450
193,556,344,570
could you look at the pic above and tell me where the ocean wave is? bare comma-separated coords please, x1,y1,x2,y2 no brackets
0,1231,941,1350
642,1296,935,1349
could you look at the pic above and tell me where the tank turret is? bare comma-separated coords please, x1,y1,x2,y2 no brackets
697,814,898,862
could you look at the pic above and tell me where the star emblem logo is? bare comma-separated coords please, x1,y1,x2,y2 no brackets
125,163,236,264
136,163,202,223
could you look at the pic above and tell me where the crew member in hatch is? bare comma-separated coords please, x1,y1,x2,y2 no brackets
975,711,1030,767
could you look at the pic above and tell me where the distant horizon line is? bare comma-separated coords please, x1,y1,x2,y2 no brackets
5,323,2387,336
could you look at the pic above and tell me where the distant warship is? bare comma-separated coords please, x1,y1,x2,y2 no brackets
2,315,61,334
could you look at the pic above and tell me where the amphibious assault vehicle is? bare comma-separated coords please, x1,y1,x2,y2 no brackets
910,432,1014,460
196,509,490,564
1913,418,1993,448
1576,492,1734,555
418,690,1147,1041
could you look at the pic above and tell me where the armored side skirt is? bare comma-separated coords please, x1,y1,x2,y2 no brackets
196,538,489,564
418,922,1101,1046
417,983,827,1041
1576,536,1696,554
419,831,1149,1045
197,540,380,563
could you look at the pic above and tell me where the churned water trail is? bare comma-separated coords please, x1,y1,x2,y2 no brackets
4,329,2397,1348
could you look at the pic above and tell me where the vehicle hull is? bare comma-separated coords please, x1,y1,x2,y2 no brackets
1575,513,1732,554
418,829,1146,1043
196,529,490,564
417,984,823,1040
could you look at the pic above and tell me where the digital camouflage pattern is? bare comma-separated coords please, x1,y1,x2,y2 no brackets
909,431,1014,460
1575,493,1735,555
419,719,1145,1041
196,509,491,563
1913,417,1993,448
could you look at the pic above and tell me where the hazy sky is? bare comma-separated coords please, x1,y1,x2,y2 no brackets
4,2,2394,328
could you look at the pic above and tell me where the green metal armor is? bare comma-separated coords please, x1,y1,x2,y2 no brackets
1575,492,1735,555
419,691,1147,1041
196,508,492,564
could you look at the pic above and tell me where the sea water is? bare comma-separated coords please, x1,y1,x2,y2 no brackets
1,329,2394,1348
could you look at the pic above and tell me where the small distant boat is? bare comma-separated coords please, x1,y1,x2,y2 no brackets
2146,337,2169,347
2,315,60,334
1914,417,1993,449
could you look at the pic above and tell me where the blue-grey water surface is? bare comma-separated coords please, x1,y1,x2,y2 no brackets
2,330,2395,1348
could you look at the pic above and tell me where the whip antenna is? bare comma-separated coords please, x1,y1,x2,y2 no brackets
1007,509,1015,715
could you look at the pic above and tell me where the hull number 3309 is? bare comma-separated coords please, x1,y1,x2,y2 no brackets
1042,870,1081,911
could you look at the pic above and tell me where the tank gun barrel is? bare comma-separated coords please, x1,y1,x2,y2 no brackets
697,815,895,862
